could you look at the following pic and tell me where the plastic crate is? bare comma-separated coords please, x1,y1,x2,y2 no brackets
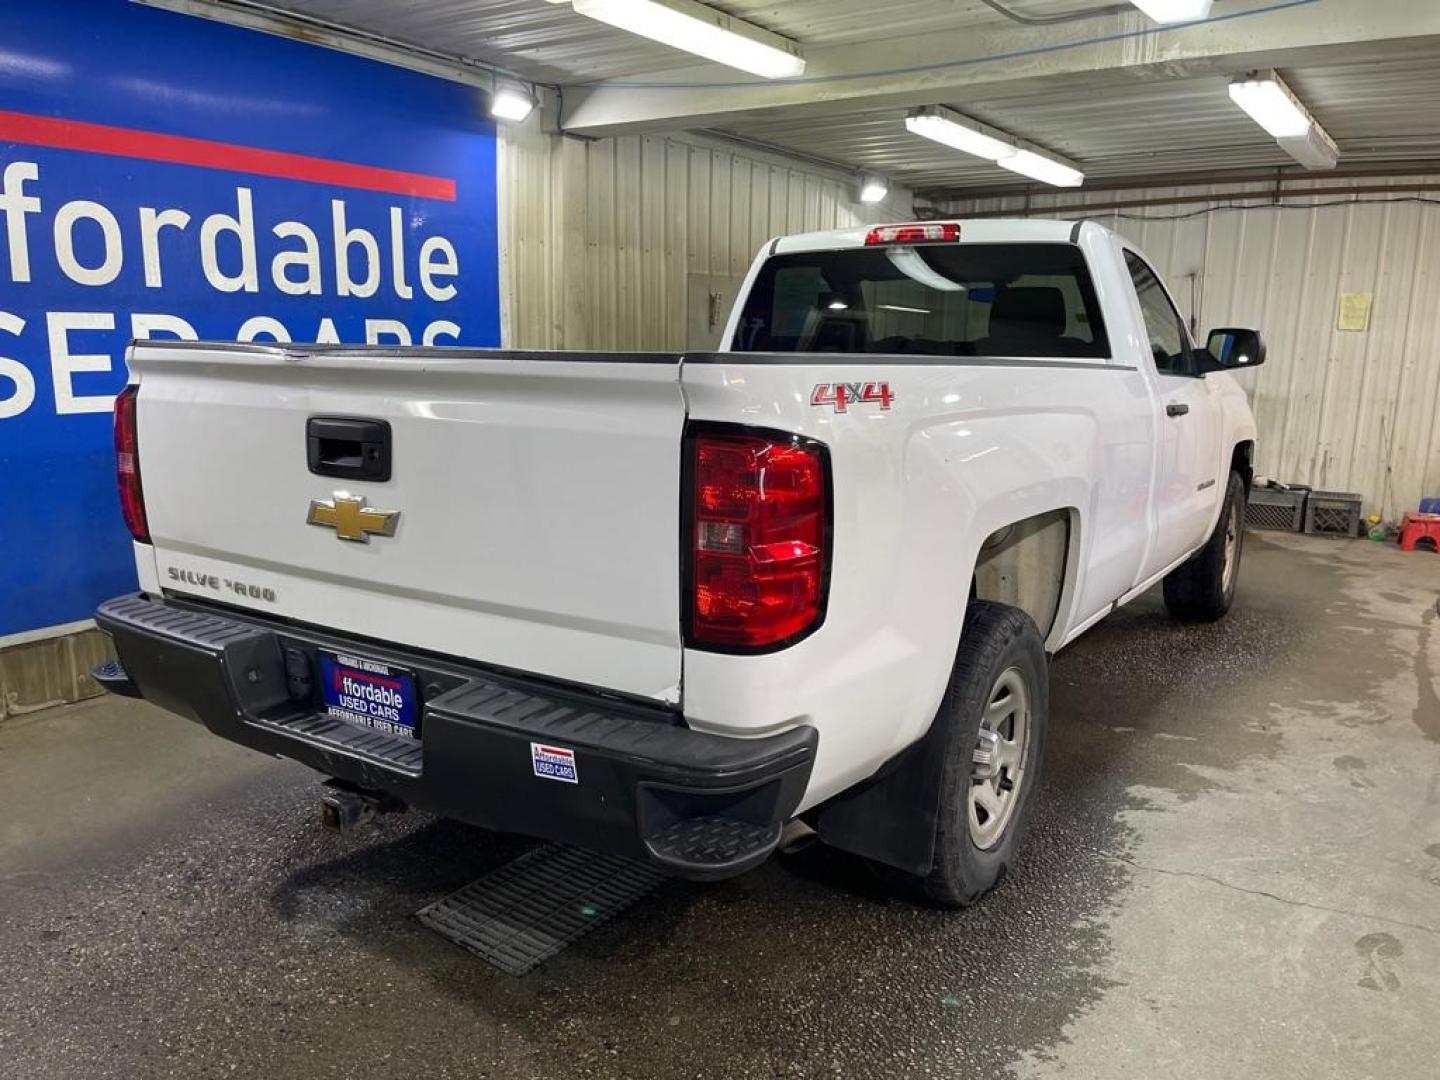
1246,486,1306,532
1304,490,1363,537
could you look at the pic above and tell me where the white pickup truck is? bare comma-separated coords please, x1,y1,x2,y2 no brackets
95,218,1264,907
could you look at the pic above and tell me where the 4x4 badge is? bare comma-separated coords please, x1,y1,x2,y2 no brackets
306,493,400,543
810,381,894,413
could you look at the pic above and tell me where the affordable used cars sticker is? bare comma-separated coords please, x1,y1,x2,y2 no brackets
531,743,578,784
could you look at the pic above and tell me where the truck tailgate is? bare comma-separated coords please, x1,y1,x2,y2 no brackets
129,344,686,702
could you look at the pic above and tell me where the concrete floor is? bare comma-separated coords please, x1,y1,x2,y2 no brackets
2,531,1438,1080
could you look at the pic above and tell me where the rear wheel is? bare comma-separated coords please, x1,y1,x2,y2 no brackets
1163,471,1246,622
895,601,1049,909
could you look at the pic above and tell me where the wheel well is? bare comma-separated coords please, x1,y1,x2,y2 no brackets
1231,441,1255,494
972,509,1071,642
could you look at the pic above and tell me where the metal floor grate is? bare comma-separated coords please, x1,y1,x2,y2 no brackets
416,845,666,975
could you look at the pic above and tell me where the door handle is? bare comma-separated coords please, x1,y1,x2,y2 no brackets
1166,403,1190,418
307,416,392,482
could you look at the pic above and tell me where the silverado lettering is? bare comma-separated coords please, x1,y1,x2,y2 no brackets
165,565,275,602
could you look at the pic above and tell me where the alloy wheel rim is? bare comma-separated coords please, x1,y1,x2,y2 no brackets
1222,493,1241,595
968,666,1031,850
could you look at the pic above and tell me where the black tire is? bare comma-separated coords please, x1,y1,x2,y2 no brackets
1163,471,1246,622
894,601,1049,909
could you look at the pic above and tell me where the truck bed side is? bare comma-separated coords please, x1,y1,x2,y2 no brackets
678,351,1155,808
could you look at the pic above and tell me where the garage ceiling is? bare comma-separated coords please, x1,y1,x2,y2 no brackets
227,0,1103,83
714,53,1440,196
152,0,1440,197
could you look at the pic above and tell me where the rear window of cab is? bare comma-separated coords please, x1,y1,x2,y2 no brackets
731,242,1109,359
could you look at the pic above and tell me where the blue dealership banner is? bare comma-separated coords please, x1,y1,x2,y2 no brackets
0,0,500,637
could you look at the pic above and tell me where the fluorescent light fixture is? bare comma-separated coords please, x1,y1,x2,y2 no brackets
1128,0,1212,22
998,149,1085,188
886,250,966,292
1228,71,1311,138
1278,124,1339,170
1229,70,1339,170
858,175,889,204
878,303,932,315
827,300,849,310
489,85,536,122
906,106,1084,188
569,0,805,78
905,106,1016,162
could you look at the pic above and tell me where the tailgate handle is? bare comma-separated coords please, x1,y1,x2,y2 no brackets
307,417,392,482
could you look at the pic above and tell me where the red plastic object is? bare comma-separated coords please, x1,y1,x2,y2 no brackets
114,385,150,543
864,222,961,245
689,431,829,650
1398,512,1440,553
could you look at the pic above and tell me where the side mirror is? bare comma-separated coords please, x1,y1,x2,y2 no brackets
1202,327,1266,372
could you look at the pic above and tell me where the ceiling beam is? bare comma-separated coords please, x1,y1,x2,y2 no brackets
936,178,1440,218
559,0,1440,138
915,159,1440,202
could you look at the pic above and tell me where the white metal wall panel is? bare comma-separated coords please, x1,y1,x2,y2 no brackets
499,120,911,352
942,178,1440,519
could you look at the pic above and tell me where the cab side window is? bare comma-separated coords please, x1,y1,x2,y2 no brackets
1124,252,1192,377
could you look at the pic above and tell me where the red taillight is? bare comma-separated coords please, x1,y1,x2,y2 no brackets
688,430,829,650
114,385,149,543
864,222,961,245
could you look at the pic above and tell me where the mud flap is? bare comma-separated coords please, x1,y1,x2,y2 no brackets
808,711,950,875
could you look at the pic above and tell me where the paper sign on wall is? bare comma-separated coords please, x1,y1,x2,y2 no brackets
1337,292,1374,332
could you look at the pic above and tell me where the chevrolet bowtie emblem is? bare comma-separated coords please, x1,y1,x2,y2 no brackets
306,493,401,543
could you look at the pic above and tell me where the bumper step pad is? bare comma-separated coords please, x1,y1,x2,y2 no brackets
249,710,424,776
90,659,143,698
416,844,665,976
645,816,781,869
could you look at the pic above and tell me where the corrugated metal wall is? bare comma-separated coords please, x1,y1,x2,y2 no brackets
501,129,1440,519
944,177,1440,520
498,119,912,351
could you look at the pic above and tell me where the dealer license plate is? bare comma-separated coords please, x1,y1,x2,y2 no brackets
319,651,419,739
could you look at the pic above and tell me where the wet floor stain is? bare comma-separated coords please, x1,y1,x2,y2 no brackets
1332,755,1374,788
1355,932,1404,992
1413,603,1439,743
1424,843,1440,887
